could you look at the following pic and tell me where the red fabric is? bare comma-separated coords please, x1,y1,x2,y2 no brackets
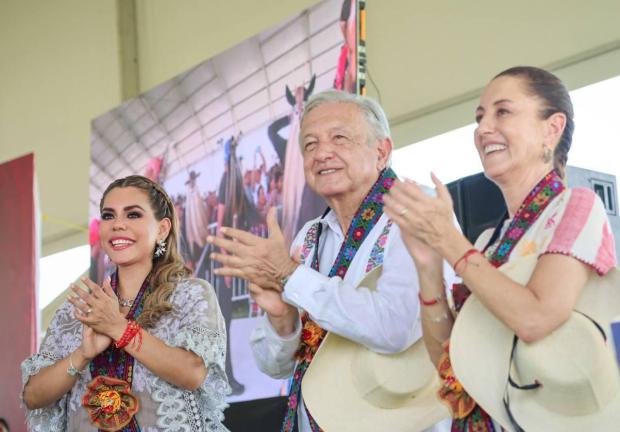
0,153,37,432
547,187,595,253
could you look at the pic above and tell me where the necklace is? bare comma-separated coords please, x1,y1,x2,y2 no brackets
118,297,135,308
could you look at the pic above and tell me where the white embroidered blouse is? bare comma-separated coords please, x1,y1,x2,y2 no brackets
21,278,231,432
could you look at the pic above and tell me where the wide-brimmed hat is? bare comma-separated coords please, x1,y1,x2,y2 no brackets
302,265,450,431
450,255,620,432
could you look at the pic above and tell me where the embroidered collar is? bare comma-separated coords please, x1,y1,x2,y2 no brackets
282,167,398,432
87,270,151,432
311,167,397,278
486,170,565,267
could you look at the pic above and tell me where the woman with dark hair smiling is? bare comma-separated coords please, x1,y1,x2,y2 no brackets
384,67,619,431
22,175,230,431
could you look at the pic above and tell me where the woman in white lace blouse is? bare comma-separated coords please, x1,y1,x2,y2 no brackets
22,175,230,431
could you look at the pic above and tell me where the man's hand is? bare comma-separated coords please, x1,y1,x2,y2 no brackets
208,207,298,291
249,283,299,337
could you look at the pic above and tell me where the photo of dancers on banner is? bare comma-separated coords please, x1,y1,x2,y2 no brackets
89,0,358,402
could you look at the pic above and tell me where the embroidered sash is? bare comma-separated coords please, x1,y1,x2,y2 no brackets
86,271,151,432
452,170,565,311
281,168,397,432
444,170,565,432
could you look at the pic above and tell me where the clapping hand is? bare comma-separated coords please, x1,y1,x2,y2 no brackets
68,277,127,340
384,173,456,267
208,207,298,292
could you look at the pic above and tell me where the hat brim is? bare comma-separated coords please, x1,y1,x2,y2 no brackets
302,333,450,432
450,256,620,432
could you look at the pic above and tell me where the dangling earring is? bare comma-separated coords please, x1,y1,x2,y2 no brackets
542,145,553,164
154,239,167,257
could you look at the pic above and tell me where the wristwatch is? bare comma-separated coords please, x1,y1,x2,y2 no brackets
279,265,299,289
280,273,292,289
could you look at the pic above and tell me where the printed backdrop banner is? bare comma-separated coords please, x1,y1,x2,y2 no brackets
89,0,358,403
0,153,38,432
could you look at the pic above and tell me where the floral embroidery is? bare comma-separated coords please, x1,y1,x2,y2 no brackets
442,170,566,432
295,315,328,364
366,220,393,272
82,376,139,431
545,211,557,229
326,168,397,277
336,266,347,277
281,168,397,432
87,271,150,432
437,342,475,419
361,208,375,220
22,279,230,432
437,342,497,431
353,227,365,241
487,170,565,267
298,223,319,263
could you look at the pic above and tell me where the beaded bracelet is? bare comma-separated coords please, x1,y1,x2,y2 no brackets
453,248,480,275
114,320,142,350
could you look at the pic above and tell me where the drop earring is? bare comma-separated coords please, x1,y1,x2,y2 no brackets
154,239,167,257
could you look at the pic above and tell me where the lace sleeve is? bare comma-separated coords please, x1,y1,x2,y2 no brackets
151,279,231,431
172,324,230,417
21,301,82,431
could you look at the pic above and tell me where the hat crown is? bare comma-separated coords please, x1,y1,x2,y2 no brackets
351,342,435,408
514,313,620,416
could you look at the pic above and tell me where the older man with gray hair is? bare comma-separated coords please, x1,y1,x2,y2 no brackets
208,90,452,432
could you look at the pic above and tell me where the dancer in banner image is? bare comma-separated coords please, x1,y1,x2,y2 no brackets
214,135,261,395
184,170,211,269
209,90,455,432
384,66,619,432
267,76,325,246
22,175,230,431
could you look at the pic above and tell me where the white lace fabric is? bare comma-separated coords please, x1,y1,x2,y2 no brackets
21,278,231,431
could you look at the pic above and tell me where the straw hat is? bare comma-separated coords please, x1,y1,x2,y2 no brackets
302,265,450,432
450,255,620,432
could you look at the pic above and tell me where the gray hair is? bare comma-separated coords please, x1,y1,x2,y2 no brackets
301,90,391,144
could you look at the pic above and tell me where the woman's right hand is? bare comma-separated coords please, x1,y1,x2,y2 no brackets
384,174,457,255
80,324,111,360
401,230,443,273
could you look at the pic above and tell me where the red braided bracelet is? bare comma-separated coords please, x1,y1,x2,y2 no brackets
114,320,141,349
453,248,480,275
418,292,444,306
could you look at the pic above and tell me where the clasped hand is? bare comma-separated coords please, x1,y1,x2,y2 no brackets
68,277,127,358
384,173,456,266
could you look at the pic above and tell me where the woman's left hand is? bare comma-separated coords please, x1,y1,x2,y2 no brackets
384,173,457,254
69,277,127,339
